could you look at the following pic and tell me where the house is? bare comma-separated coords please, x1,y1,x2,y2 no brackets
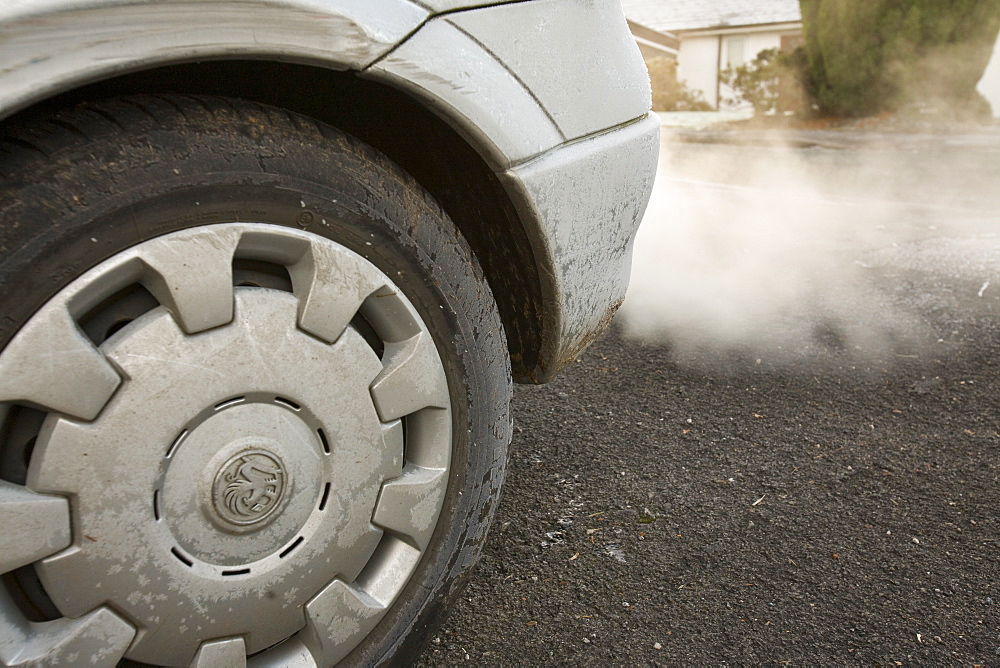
621,0,803,109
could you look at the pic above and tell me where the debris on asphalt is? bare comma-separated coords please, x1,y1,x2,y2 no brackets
604,543,627,563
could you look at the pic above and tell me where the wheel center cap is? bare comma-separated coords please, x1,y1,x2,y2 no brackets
212,449,287,527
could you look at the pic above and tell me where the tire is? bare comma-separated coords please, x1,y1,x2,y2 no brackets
0,95,511,666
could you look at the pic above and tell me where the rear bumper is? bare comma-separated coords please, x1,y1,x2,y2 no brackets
501,113,660,382
368,0,659,381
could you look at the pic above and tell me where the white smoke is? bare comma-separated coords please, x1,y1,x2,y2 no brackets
620,130,1000,365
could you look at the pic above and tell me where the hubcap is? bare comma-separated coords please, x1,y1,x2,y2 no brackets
0,223,453,666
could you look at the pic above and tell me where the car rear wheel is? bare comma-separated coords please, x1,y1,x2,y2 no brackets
0,96,511,666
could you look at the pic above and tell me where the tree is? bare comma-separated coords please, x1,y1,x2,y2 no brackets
800,0,1000,119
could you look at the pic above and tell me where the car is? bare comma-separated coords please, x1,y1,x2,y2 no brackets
0,1,658,665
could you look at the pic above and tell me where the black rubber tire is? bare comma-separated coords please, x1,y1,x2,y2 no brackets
0,95,511,665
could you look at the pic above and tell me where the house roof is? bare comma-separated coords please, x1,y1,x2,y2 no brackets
620,0,801,33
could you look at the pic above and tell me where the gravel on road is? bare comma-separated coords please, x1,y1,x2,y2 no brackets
420,314,998,664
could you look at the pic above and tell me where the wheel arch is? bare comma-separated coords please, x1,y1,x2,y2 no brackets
0,58,547,382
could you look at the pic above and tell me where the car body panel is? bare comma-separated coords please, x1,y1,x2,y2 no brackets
365,18,564,170
447,0,652,142
0,0,428,119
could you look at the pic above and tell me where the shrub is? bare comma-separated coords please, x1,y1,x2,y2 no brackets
645,57,712,111
722,47,811,115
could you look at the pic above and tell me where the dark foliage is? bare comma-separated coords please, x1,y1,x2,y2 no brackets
800,0,1000,119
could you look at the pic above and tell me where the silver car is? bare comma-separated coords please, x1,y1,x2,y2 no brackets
0,0,658,664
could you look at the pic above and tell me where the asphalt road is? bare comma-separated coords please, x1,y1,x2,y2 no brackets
419,133,1000,664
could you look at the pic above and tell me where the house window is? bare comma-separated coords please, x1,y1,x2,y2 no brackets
726,36,746,68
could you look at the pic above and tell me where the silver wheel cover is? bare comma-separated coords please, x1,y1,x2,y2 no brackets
0,223,452,666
